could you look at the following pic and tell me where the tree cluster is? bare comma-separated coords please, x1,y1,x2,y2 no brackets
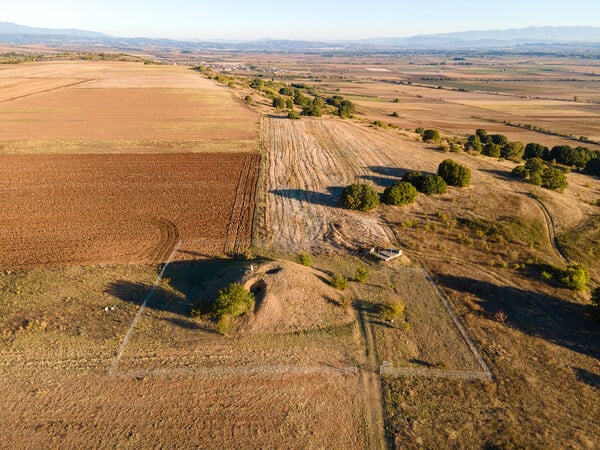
464,129,524,161
402,171,448,195
512,158,568,192
326,95,355,118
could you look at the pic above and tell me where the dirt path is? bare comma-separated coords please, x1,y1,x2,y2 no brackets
355,294,388,450
525,193,570,265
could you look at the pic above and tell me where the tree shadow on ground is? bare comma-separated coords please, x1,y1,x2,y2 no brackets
270,186,343,208
436,274,599,360
367,166,406,178
105,259,252,326
359,174,398,188
573,367,600,390
480,168,519,182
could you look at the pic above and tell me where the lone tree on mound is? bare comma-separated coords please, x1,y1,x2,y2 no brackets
438,159,471,187
340,183,380,211
382,181,418,206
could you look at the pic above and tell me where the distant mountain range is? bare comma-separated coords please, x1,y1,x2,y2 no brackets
1,21,600,52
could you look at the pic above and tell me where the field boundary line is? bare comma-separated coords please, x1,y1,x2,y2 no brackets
422,268,493,379
380,365,492,382
0,78,93,103
108,240,181,377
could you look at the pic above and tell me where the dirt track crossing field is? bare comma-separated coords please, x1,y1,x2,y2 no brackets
0,153,259,269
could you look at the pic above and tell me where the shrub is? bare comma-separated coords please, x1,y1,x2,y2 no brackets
297,252,313,267
279,86,294,96
380,301,405,321
382,181,418,206
415,127,424,134
419,174,447,195
340,183,380,211
287,110,300,120
244,95,253,104
558,264,589,291
354,266,369,283
422,129,440,142
330,274,348,290
213,283,255,319
437,159,471,187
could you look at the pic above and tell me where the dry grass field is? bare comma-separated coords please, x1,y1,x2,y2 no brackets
0,61,258,153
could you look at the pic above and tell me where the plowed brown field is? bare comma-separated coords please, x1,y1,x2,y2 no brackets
0,153,259,269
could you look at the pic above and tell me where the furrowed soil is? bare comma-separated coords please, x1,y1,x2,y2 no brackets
0,153,259,269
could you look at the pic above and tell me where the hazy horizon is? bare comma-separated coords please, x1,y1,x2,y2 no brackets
2,0,600,41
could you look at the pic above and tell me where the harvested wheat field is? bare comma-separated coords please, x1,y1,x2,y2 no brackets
0,152,259,269
265,117,396,252
0,61,258,154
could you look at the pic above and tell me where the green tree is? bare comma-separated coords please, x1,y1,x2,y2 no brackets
475,128,489,144
301,97,324,117
272,96,286,109
213,283,255,319
340,183,380,211
382,181,418,206
422,129,440,142
511,165,528,179
402,171,424,190
437,159,471,187
501,141,525,162
279,86,294,96
293,89,309,106
420,174,447,195
541,166,568,192
464,134,483,152
490,134,508,146
586,157,600,176
524,143,549,159
249,78,264,89
285,98,294,110
482,142,501,157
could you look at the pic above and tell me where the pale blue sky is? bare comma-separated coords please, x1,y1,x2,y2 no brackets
2,0,599,40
